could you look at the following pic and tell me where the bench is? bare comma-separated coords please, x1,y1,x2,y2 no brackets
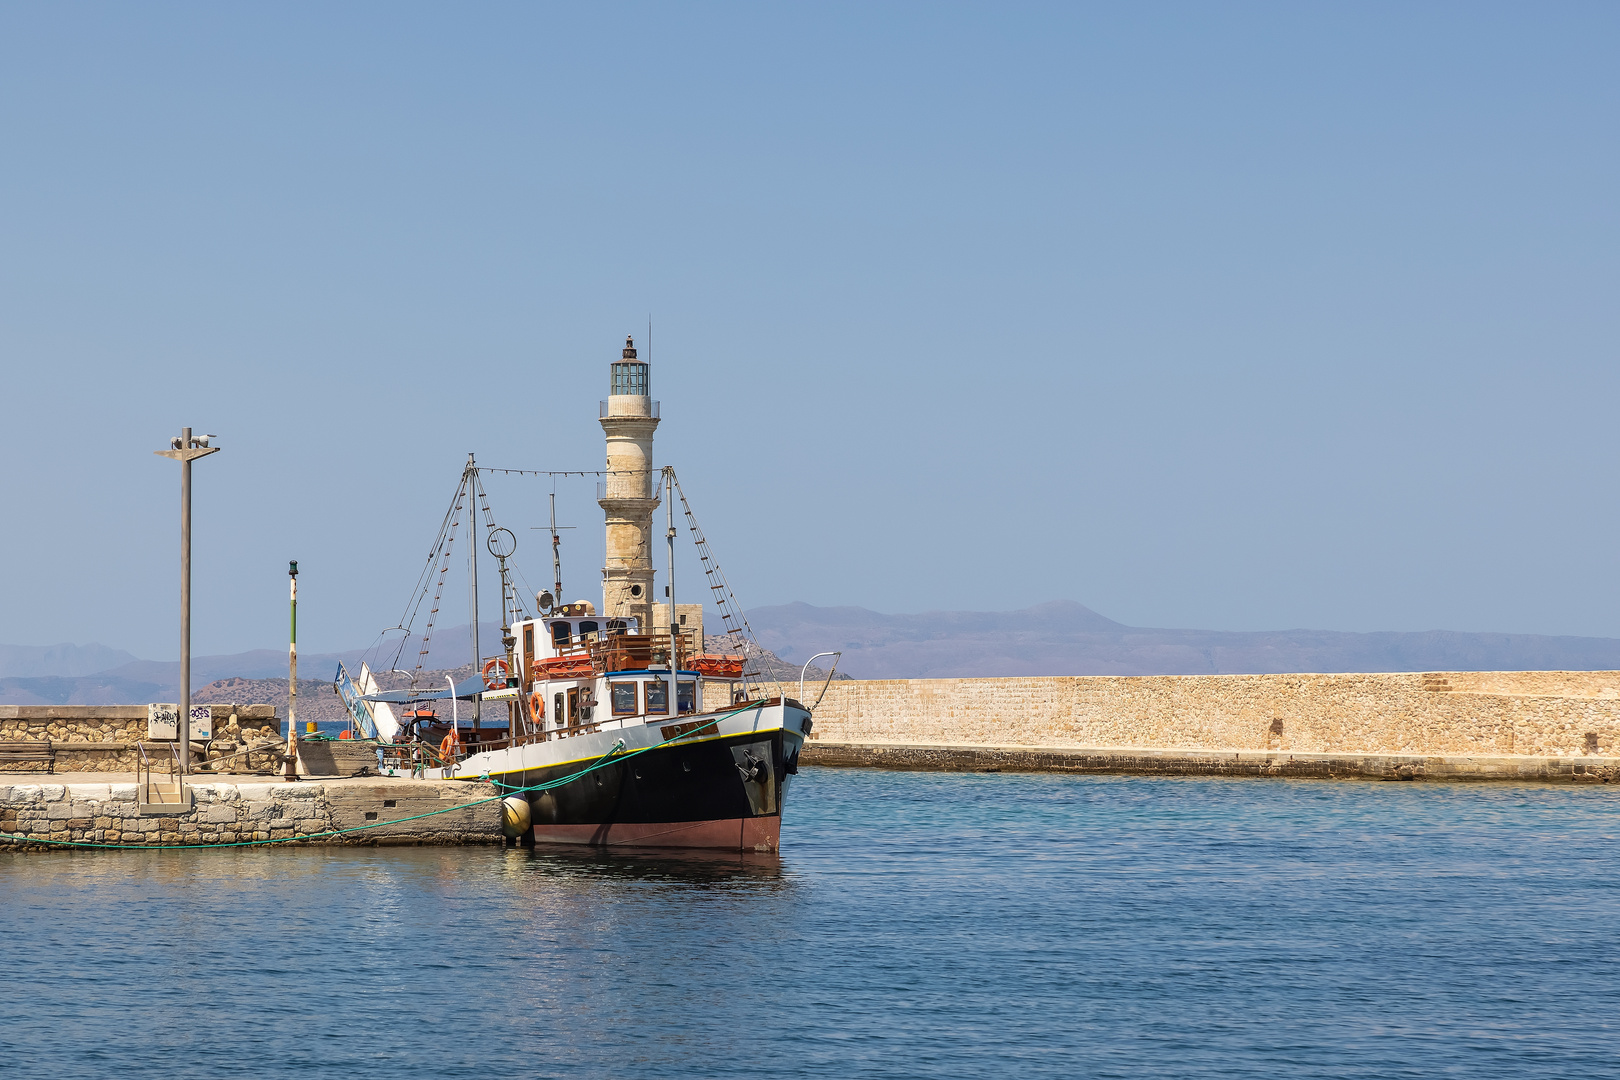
0,740,55,773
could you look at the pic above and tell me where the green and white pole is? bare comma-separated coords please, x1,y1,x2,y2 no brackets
287,561,298,772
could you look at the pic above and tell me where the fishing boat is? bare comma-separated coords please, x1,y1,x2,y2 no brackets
349,336,835,852
451,600,810,852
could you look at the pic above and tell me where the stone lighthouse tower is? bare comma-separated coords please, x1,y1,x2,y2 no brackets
599,335,660,629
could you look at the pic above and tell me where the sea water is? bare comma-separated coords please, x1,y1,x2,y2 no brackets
2,768,1617,1078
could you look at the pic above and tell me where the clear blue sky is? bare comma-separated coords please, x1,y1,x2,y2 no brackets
1,2,1617,659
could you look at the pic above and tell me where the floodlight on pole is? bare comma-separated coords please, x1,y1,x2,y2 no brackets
154,427,220,775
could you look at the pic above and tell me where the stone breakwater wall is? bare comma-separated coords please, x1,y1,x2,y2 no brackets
801,670,1620,759
0,777,503,850
804,742,1620,782
0,705,280,773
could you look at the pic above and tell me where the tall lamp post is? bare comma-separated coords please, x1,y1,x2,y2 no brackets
154,428,219,775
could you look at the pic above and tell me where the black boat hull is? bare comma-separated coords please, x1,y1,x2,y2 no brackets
497,727,797,852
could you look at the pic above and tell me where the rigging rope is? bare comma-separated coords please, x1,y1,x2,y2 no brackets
669,470,782,699
370,464,777,710
409,473,468,683
477,469,635,478
471,468,530,626
386,471,470,677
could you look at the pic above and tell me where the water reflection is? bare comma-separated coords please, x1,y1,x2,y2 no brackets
516,844,785,883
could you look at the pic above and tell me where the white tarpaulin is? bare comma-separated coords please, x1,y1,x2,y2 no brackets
357,663,401,743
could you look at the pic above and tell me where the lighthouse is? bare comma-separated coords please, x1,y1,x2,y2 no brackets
599,335,660,630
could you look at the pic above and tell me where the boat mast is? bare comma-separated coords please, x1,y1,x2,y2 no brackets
550,492,563,602
467,452,481,731
665,465,677,707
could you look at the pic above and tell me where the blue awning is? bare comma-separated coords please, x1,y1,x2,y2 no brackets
362,674,488,704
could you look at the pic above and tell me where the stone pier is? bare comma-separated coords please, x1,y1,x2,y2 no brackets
0,774,504,851
796,670,1620,781
801,741,1620,782
0,704,281,773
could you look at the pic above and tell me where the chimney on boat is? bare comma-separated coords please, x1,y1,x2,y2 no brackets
599,335,660,631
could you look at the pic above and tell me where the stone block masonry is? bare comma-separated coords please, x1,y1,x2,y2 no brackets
797,670,1620,779
0,705,280,773
0,776,504,850
803,742,1620,782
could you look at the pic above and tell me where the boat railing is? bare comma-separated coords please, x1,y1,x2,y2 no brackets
798,652,843,711
589,633,685,675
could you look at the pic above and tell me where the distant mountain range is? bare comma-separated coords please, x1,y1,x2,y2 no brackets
746,601,1620,679
7,602,1620,704
0,623,502,706
0,642,140,678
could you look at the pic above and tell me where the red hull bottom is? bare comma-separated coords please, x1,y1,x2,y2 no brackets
531,816,782,853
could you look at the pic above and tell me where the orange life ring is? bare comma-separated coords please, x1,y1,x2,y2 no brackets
528,690,545,720
482,657,510,690
440,728,461,761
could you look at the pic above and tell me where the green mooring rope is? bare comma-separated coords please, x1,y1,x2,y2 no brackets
0,701,767,851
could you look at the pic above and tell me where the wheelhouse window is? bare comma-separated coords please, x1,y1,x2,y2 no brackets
645,679,669,716
578,620,599,639
677,680,696,715
551,621,572,647
610,681,639,717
